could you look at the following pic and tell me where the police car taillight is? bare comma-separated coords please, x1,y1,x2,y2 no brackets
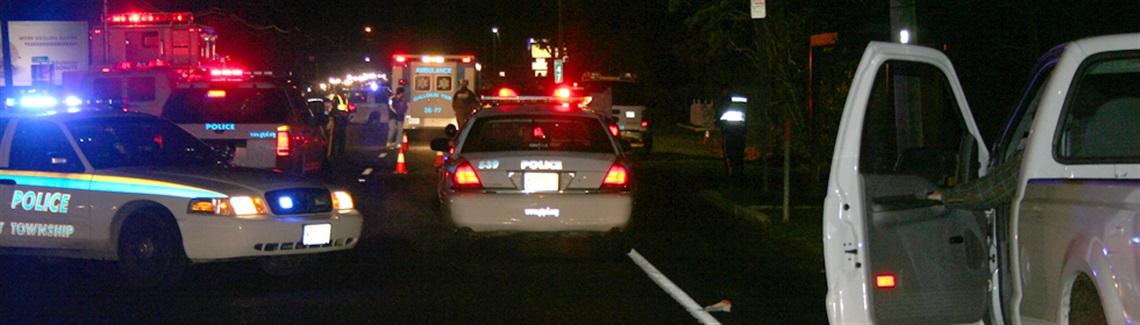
608,125,620,137
276,130,290,156
348,103,357,113
452,162,483,190
601,163,630,190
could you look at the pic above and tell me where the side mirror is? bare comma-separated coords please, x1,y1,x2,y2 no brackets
430,138,452,152
444,124,459,138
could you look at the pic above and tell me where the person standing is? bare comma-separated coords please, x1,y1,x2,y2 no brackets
328,94,350,156
715,87,747,179
452,79,479,127
387,87,409,149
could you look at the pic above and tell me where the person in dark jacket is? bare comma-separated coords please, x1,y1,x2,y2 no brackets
387,87,409,148
452,79,479,127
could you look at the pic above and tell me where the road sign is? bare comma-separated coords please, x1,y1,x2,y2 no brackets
554,59,564,83
751,0,767,19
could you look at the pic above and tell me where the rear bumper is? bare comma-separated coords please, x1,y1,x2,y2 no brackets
619,130,651,147
444,192,632,232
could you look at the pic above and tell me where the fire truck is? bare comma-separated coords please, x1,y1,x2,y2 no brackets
390,54,479,130
91,11,220,69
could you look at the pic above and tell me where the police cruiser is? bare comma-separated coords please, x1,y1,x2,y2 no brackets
430,93,634,252
0,107,362,287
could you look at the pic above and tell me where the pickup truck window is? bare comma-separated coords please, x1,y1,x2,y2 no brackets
1057,53,1140,162
858,60,971,187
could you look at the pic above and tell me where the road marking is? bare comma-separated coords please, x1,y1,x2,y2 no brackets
628,249,721,325
361,168,373,176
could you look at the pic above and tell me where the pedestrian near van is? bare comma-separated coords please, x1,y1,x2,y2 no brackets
452,79,479,127
387,87,409,148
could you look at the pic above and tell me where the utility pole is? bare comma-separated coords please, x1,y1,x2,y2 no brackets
890,0,920,153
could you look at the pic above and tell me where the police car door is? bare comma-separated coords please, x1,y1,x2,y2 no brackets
0,120,91,249
823,41,991,324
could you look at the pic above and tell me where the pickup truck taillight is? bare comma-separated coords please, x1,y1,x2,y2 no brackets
276,130,290,156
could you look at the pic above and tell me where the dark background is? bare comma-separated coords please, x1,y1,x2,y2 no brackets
3,0,1138,146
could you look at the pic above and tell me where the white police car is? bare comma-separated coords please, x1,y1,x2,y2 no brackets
430,98,634,250
0,108,362,287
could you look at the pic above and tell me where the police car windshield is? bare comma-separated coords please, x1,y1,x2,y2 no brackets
160,87,293,123
462,115,614,153
68,117,225,169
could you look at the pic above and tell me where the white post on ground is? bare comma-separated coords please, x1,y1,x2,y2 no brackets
783,120,790,222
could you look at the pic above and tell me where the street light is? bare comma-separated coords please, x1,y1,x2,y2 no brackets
491,27,500,82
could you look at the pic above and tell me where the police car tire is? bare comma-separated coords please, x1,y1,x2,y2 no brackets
117,210,187,288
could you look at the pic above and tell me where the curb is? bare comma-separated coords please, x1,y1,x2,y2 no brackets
699,190,770,224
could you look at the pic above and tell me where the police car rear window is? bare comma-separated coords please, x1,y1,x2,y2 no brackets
462,115,614,153
160,87,292,124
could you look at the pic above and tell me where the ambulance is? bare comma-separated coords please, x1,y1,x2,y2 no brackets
390,54,479,130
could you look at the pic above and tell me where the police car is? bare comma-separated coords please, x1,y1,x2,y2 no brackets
79,67,330,176
0,107,362,287
430,96,634,250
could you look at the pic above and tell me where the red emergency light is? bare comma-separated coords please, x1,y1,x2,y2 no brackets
497,87,519,97
394,55,407,63
108,12,193,25
461,56,473,64
553,87,573,98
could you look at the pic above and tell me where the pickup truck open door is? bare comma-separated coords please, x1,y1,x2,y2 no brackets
823,41,993,324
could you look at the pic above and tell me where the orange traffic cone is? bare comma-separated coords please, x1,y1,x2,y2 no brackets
703,130,711,145
401,132,408,149
434,150,443,167
394,146,408,174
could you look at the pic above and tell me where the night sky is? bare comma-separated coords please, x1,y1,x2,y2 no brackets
4,0,1137,137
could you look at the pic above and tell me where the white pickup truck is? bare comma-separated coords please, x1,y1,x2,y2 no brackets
823,33,1139,324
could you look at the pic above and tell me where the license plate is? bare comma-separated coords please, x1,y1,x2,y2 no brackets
302,223,332,246
524,172,559,192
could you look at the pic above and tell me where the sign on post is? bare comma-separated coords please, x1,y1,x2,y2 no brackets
751,1,767,19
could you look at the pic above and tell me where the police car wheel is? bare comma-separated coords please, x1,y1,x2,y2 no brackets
258,255,311,277
117,211,187,287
